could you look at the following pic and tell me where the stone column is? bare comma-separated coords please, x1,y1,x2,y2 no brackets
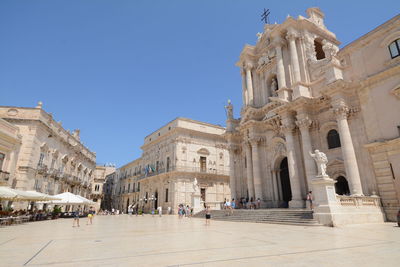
286,28,301,84
241,68,247,105
296,115,317,190
281,114,304,207
274,38,287,89
244,143,255,199
333,102,363,195
250,138,263,201
228,145,237,200
245,63,254,106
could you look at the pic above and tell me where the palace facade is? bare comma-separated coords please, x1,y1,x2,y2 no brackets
111,118,230,214
0,102,97,204
225,8,400,220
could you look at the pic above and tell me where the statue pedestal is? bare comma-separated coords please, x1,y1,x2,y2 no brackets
311,176,340,226
192,193,202,213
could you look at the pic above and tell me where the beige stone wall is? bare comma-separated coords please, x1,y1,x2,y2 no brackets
227,8,399,219
0,103,96,205
113,118,230,214
0,118,21,187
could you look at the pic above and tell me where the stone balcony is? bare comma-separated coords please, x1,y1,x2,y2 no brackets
137,165,229,181
36,164,48,175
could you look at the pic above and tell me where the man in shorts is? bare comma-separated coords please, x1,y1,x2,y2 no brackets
73,209,80,227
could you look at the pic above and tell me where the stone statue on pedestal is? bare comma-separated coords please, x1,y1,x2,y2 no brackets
193,178,200,194
310,149,328,177
224,99,233,120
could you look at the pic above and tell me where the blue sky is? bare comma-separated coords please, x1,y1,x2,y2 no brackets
0,1,398,167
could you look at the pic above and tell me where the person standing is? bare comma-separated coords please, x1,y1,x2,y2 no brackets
157,206,162,217
73,209,80,227
205,206,211,225
87,207,95,225
307,191,313,211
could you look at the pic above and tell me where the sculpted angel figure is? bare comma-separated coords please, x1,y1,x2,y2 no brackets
309,149,328,177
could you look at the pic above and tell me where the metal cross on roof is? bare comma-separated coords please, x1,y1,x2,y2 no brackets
261,8,270,24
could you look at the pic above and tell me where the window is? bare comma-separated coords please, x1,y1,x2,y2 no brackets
0,153,5,170
314,40,326,60
200,156,207,172
38,152,45,166
165,188,169,202
138,182,140,192
327,129,341,149
128,184,130,192
133,183,136,192
389,39,400,59
166,157,170,172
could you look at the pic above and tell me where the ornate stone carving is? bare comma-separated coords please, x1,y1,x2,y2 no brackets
296,117,313,130
333,105,349,120
322,40,338,59
281,122,296,135
286,28,298,41
310,149,328,177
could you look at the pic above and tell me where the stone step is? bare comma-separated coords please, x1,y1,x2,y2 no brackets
194,209,320,226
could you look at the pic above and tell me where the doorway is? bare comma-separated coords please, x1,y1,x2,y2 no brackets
279,157,292,208
200,157,207,172
335,176,350,195
154,191,158,209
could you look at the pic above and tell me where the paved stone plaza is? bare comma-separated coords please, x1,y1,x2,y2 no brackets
0,215,399,266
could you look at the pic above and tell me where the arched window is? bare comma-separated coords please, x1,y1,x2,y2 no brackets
327,129,341,149
314,39,326,60
335,176,350,195
388,39,400,59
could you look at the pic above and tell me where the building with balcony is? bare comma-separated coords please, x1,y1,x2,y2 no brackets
113,118,230,214
91,165,115,211
0,118,21,187
225,8,399,222
0,102,96,205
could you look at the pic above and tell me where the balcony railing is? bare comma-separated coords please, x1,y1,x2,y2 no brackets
137,165,229,180
37,164,48,175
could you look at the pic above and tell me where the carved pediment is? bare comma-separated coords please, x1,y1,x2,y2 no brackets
197,148,210,155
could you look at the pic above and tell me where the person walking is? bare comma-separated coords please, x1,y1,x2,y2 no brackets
73,209,80,227
307,191,313,211
231,198,236,215
205,206,211,225
87,206,95,225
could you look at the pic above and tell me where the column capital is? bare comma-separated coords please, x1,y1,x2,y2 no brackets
244,62,254,70
296,117,313,130
286,28,299,41
333,105,349,120
249,137,264,146
272,36,286,47
281,123,296,135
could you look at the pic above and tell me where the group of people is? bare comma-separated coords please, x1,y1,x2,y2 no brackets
177,204,193,218
223,198,236,215
72,206,95,227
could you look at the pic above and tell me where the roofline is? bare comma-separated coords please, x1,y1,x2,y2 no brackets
144,117,225,139
340,14,400,53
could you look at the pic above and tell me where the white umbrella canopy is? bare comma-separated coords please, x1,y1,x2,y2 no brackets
25,191,61,201
48,192,91,205
0,186,44,201
0,186,18,200
75,195,94,205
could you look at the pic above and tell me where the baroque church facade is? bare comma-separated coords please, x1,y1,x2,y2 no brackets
225,8,400,221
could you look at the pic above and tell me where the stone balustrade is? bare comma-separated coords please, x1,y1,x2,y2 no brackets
337,195,381,207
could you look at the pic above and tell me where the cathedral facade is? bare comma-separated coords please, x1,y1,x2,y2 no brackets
225,8,400,221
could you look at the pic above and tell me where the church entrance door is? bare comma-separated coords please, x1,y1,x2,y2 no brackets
279,157,292,208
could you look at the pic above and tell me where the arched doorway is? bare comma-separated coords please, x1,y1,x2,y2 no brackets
279,157,292,208
126,198,130,213
335,176,350,195
154,191,158,209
